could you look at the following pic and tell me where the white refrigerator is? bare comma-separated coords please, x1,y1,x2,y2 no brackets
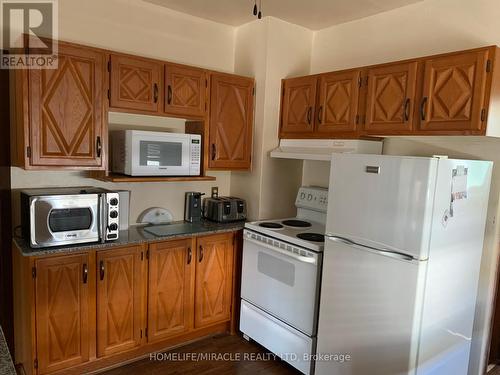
316,154,492,375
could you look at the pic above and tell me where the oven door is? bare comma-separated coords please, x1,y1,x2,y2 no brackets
30,194,99,248
130,132,191,176
241,229,321,336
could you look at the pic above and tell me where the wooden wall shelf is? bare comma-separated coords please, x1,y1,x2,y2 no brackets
89,172,216,183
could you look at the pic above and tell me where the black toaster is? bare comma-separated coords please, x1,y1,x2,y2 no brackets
203,197,247,223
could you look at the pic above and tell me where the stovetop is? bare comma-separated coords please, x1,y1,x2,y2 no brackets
245,217,326,252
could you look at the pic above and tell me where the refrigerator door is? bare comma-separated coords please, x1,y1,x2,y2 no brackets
316,237,427,375
327,154,438,260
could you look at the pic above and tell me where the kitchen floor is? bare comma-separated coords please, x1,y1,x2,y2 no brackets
99,334,299,375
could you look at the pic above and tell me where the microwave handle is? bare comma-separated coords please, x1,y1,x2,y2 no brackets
99,194,107,243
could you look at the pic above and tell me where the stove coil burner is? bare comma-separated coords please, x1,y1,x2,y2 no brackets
296,233,325,242
282,219,312,228
259,222,284,229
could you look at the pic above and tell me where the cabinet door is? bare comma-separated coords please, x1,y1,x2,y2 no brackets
96,246,145,357
317,71,361,135
148,239,194,343
35,253,91,374
418,50,489,132
28,43,105,168
194,233,234,328
165,64,207,118
365,62,418,134
110,54,162,113
209,73,254,170
280,76,317,135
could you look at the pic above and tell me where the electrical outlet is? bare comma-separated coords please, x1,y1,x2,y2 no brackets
211,186,219,198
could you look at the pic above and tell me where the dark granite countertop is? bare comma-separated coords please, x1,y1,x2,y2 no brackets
0,327,15,375
15,220,245,257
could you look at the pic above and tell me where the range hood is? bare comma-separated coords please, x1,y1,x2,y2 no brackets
270,139,383,161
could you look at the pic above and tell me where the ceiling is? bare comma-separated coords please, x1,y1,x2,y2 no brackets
143,0,423,30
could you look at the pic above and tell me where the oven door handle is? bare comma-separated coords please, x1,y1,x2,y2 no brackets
244,236,317,265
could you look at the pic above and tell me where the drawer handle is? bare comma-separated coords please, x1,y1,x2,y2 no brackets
99,260,105,281
403,98,410,122
153,83,159,103
83,263,88,284
420,97,428,121
187,247,192,264
167,85,172,104
96,136,102,158
199,245,204,262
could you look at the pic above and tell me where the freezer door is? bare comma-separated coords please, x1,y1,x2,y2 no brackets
316,237,427,375
327,154,438,260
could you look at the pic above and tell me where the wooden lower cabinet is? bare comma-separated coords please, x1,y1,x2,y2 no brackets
195,233,234,328
96,245,145,357
13,230,239,375
34,253,92,374
147,239,194,342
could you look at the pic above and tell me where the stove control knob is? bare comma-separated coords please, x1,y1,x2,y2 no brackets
307,194,313,201
300,192,306,200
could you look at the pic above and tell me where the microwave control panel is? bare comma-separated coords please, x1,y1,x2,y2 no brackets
190,135,202,175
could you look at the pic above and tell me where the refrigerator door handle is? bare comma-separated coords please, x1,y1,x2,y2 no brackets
329,236,415,262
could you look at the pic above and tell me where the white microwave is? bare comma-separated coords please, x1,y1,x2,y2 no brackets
111,130,201,176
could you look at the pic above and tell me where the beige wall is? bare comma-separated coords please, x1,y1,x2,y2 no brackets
11,0,237,223
231,17,311,220
311,2,500,372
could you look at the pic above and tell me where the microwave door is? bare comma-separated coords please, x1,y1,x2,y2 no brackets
131,135,191,176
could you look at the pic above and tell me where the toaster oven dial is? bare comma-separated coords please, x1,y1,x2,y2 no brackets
109,210,118,219
108,223,118,231
109,198,119,206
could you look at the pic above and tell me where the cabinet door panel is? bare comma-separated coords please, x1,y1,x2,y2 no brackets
97,246,144,357
317,71,360,134
165,64,206,118
365,62,418,134
419,50,488,132
148,239,194,342
195,233,234,328
35,254,90,374
280,76,317,135
28,43,105,167
110,54,162,113
209,73,254,170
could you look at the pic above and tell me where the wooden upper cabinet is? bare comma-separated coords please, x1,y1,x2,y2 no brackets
209,73,254,170
164,64,207,118
148,239,194,343
35,253,91,374
194,233,234,329
365,62,418,134
280,76,317,135
418,50,489,133
317,71,361,135
109,54,162,113
96,246,145,357
28,42,105,168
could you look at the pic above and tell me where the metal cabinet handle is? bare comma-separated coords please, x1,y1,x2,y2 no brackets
187,247,192,264
211,144,216,161
153,83,159,103
317,106,323,124
307,107,312,125
167,85,172,104
96,136,102,158
83,263,88,284
403,98,410,122
199,245,204,262
99,260,105,281
420,97,428,121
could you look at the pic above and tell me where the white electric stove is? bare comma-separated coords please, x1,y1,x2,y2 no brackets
240,186,328,375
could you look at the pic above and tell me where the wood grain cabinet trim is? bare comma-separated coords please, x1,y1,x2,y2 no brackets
147,239,194,343
28,43,106,168
34,253,91,374
109,54,162,113
164,64,207,118
194,233,234,328
96,245,145,357
365,62,418,134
